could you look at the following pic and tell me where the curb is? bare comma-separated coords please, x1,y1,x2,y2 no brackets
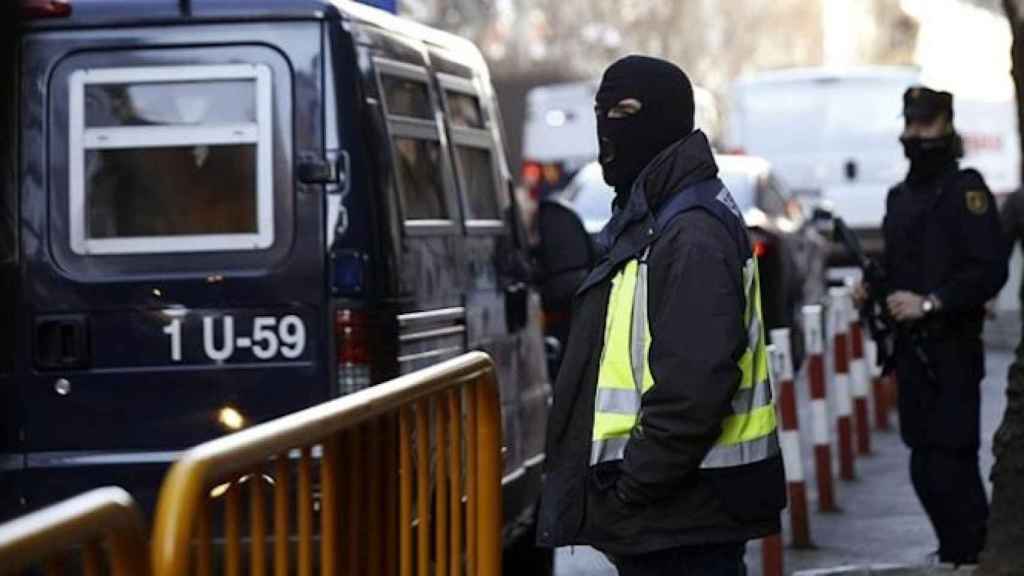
793,565,976,576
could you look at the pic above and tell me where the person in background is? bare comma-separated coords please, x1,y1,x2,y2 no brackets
999,185,1024,313
536,55,785,576
864,86,1007,567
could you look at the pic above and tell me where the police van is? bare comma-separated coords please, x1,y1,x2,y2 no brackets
3,0,551,565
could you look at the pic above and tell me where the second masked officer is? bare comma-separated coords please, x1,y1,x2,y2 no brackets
536,56,785,575
873,87,1007,567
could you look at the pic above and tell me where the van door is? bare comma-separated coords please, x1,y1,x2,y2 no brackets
433,59,549,509
16,26,328,508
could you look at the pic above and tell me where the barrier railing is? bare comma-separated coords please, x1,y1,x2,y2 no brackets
150,351,503,576
0,487,148,576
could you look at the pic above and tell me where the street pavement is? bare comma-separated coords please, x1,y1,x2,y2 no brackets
555,348,1012,576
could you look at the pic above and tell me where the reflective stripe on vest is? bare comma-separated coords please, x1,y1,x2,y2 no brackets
590,252,780,469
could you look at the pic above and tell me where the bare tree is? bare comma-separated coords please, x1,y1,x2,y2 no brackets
977,9,1024,575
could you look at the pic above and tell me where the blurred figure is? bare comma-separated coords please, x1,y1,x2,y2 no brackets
873,86,1007,567
536,56,785,576
999,187,1024,312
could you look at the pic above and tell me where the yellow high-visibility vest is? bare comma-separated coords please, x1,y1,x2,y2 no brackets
590,250,779,469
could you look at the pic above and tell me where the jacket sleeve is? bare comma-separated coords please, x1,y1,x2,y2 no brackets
934,173,1008,310
615,213,746,506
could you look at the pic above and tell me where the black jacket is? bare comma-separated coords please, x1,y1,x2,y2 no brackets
883,165,1006,336
883,164,1007,450
536,132,785,555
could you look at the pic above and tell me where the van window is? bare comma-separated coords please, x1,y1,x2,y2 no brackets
69,64,273,255
446,91,483,129
381,75,432,120
377,60,456,229
454,146,499,220
439,75,504,229
393,138,448,220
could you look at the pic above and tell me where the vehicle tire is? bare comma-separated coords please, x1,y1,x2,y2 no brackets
503,512,555,576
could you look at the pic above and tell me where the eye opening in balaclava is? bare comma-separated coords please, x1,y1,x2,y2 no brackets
595,55,695,198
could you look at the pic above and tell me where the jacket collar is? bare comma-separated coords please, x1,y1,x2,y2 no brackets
597,130,718,253
581,131,719,296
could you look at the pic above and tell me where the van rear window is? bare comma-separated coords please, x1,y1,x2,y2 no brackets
68,64,273,255
85,145,257,239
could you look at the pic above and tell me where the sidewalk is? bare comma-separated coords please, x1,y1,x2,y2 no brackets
555,349,1011,576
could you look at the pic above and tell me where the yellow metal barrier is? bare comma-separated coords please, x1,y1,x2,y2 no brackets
151,351,503,576
0,487,149,575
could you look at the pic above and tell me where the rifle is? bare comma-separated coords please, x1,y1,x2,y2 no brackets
828,215,935,380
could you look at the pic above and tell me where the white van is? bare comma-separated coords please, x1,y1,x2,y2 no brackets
727,66,1020,260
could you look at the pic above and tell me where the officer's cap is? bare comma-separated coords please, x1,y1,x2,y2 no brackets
903,85,954,122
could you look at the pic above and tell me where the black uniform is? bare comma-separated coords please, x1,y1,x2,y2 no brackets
882,87,1008,565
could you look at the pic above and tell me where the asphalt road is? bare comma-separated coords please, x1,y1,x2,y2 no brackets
555,347,1012,576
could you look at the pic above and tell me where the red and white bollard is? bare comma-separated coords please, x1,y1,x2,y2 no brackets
866,339,892,431
771,328,812,548
802,304,837,511
847,299,872,455
761,533,784,576
829,287,856,481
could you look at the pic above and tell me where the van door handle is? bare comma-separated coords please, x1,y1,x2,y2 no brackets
34,315,91,370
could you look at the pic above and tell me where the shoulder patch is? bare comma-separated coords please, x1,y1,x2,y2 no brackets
966,189,989,215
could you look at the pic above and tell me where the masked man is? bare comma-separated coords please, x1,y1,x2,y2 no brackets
536,56,785,575
873,86,1007,567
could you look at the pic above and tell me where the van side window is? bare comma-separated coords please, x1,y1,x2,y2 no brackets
393,138,446,219
377,61,453,226
380,74,432,120
439,76,504,228
445,91,484,129
68,64,274,255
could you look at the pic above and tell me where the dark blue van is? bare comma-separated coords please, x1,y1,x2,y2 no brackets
3,0,551,567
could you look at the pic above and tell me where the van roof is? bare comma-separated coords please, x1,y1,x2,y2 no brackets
734,65,920,88
21,0,485,64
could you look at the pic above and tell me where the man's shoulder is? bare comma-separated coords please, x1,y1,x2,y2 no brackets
949,169,995,218
656,209,738,261
954,167,988,190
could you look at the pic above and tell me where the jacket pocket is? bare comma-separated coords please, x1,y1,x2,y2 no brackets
705,456,787,524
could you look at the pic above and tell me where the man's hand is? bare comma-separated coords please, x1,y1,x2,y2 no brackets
887,291,925,322
851,282,869,308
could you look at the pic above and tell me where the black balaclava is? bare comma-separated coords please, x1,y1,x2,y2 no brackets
595,56,695,199
900,86,962,185
901,132,961,185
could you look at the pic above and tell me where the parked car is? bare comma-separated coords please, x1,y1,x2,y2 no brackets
6,1,551,570
535,155,827,374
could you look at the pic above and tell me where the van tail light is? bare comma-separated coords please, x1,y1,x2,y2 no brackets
335,309,371,396
753,239,771,258
522,160,565,201
522,161,543,201
21,0,71,18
